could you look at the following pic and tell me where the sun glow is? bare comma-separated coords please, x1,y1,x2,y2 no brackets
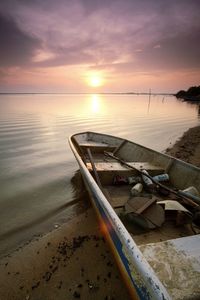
86,73,104,87
90,76,101,87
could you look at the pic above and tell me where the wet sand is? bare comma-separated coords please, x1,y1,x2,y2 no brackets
165,125,200,167
0,209,131,300
1,125,200,300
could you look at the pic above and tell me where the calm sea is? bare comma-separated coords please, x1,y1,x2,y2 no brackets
0,94,199,257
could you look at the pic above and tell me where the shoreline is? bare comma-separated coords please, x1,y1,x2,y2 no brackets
1,125,200,299
0,208,131,300
165,125,200,167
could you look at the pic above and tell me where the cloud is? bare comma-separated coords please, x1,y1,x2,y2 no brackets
153,45,161,49
149,31,200,69
0,0,199,91
0,13,41,67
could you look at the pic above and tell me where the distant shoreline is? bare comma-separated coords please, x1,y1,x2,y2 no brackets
0,92,173,96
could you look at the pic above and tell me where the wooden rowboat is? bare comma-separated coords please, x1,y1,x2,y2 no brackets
69,131,200,300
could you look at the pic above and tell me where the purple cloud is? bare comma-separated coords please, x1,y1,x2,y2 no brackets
0,0,199,72
0,13,41,67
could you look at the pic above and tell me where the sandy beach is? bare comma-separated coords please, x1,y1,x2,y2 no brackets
1,125,200,300
0,208,131,300
165,125,200,167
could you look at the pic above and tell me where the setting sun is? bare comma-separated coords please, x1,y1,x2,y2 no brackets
90,76,101,87
86,73,104,88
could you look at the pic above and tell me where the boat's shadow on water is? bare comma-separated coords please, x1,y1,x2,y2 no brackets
0,170,90,258
2,171,89,240
2,198,87,239
70,169,91,211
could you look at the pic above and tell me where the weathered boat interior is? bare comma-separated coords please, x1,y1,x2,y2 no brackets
71,132,200,299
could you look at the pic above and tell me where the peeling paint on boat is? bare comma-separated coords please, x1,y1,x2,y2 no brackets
139,236,200,299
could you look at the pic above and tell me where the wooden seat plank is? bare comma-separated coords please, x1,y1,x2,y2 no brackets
79,141,108,147
86,161,163,172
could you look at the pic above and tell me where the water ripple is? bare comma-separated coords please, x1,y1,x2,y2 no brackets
0,94,199,257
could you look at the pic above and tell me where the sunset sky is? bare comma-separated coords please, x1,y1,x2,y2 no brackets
0,0,199,93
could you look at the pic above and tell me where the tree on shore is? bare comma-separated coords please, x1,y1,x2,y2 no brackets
176,86,200,99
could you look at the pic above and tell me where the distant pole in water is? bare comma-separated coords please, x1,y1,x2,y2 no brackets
149,88,151,98
147,88,151,113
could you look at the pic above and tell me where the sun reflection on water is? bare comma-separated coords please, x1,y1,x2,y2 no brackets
91,94,101,114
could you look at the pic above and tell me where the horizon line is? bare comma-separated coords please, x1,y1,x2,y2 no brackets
0,91,174,96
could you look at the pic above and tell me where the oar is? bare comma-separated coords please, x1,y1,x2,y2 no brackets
104,151,199,208
87,148,103,189
87,148,111,201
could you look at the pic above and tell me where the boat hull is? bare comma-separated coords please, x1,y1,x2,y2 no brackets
69,132,172,300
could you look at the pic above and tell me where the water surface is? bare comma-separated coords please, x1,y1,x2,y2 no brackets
0,94,199,256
